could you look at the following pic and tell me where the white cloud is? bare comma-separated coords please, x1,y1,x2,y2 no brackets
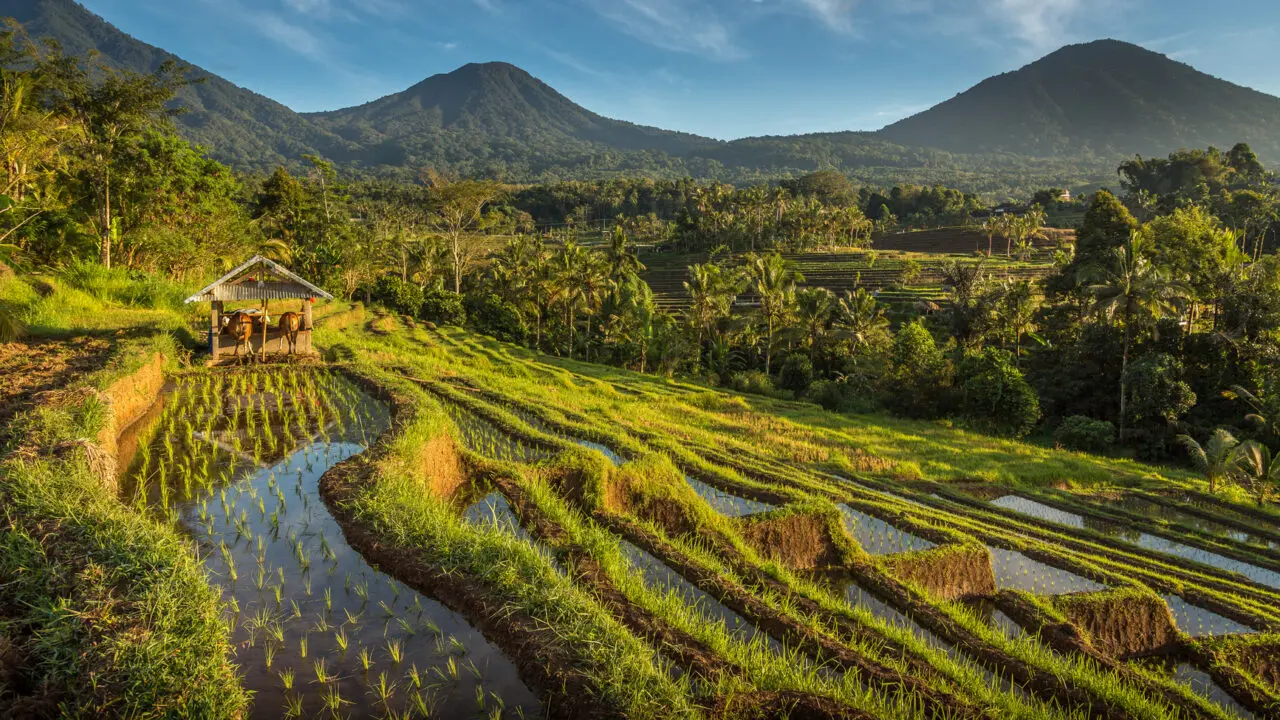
984,0,1085,52
586,0,744,60
791,0,859,34
256,12,328,60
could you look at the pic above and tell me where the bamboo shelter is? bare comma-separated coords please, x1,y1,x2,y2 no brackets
185,255,334,361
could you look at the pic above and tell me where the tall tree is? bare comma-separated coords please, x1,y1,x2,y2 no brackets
1088,232,1188,437
425,173,502,293
746,252,803,375
38,49,187,268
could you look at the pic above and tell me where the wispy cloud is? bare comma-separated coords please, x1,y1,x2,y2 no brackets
983,0,1086,52
585,0,743,60
254,11,328,60
791,0,859,34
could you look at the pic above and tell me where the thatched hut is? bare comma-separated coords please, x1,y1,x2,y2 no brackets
185,255,333,359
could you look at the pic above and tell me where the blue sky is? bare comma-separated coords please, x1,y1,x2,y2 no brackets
78,0,1280,139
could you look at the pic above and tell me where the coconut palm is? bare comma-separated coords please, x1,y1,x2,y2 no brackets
746,252,803,375
1088,232,1189,437
834,288,888,354
1177,429,1240,494
793,287,836,360
604,225,645,281
683,262,739,366
1222,384,1280,439
1233,441,1280,506
548,240,590,357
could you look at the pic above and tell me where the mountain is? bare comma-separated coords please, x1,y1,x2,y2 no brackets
878,39,1280,161
1,0,355,172
306,62,719,174
5,1,1273,193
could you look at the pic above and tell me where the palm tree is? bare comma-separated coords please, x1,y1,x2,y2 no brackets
683,262,738,366
1233,441,1280,506
604,225,644,281
1222,384,1280,439
580,252,611,361
549,240,589,357
1177,429,1240,494
746,253,803,375
794,287,836,360
834,288,888,354
1088,232,1189,437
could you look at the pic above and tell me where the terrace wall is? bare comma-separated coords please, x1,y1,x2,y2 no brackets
1053,591,1180,659
880,544,997,601
96,351,166,488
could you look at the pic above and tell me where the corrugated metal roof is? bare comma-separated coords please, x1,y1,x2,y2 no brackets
185,255,334,303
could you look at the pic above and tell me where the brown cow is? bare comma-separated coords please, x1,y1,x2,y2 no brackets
223,313,254,358
278,312,303,354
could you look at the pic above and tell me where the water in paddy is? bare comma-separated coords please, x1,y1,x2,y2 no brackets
991,495,1128,538
839,505,935,555
464,492,562,571
617,539,782,653
575,438,626,466
992,496,1280,589
682,475,774,517
991,496,1085,529
1133,533,1280,590
1115,496,1277,550
988,547,1107,595
137,380,540,720
845,582,1027,696
1137,659,1255,719
1160,595,1254,637
443,402,555,464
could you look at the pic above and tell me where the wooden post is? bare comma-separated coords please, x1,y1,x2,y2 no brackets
303,298,313,355
210,301,222,357
260,298,268,363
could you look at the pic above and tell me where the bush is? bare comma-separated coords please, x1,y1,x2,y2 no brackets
956,348,1041,438
777,354,815,395
465,292,525,343
1055,415,1116,453
420,287,466,326
883,320,949,418
371,276,424,317
729,370,779,397
809,380,850,412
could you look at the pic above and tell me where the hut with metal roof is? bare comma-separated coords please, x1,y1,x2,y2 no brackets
185,255,334,360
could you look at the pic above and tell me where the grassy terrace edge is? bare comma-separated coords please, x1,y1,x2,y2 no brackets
0,334,248,718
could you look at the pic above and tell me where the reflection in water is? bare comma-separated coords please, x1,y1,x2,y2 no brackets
135,376,541,720
839,505,936,555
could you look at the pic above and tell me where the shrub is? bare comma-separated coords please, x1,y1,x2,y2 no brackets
956,348,1041,438
371,276,425,317
465,292,525,343
729,370,779,397
420,287,466,326
809,380,848,412
883,320,949,418
777,354,814,395
1055,415,1116,453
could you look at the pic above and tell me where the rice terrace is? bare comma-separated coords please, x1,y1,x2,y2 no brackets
4,0,1280,718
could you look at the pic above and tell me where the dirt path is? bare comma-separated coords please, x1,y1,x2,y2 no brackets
0,338,114,446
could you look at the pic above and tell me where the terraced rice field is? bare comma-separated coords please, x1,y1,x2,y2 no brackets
211,313,1274,719
640,228,1064,312
41,305,1278,719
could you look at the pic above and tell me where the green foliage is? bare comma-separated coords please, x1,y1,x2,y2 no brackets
956,348,1041,438
1125,353,1196,426
776,353,815,395
420,287,466,326
465,291,526,344
883,320,949,418
1054,415,1117,453
728,369,779,398
371,275,425,317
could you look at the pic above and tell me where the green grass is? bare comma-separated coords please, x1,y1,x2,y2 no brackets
0,336,245,717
